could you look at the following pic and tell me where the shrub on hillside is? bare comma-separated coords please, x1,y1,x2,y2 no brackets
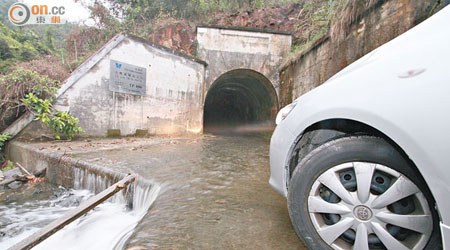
0,68,59,131
16,55,70,83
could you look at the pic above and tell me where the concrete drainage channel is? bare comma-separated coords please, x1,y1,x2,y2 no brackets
3,139,161,250
3,136,304,249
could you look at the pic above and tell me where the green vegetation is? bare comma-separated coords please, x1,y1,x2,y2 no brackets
0,68,60,131
0,68,82,166
101,0,344,57
0,59,60,163
0,0,16,23
100,0,308,39
107,0,301,21
292,1,335,53
0,68,84,140
22,93,84,140
0,21,78,76
0,133,11,152
0,22,51,73
281,0,383,67
0,0,77,76
1,161,15,172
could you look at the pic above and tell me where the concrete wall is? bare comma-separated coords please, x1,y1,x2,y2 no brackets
7,140,154,193
197,26,292,97
279,0,447,107
20,36,206,138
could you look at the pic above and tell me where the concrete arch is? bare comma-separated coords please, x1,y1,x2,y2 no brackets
203,69,278,133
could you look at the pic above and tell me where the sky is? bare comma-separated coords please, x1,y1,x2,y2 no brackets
22,0,98,25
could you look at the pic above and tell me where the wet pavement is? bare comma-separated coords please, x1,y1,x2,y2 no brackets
11,135,305,249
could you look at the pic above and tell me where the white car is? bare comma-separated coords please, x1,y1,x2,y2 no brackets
270,5,450,250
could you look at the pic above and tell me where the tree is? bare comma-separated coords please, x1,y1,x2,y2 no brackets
44,27,55,51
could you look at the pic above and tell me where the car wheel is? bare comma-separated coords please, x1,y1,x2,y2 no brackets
288,136,441,250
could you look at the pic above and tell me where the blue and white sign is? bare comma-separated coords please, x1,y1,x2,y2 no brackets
109,60,146,96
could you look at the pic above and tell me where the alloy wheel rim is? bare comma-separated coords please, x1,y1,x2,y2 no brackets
307,162,433,250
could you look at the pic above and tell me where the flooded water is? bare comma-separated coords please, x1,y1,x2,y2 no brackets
76,135,304,249
4,135,304,249
0,171,159,250
0,183,91,248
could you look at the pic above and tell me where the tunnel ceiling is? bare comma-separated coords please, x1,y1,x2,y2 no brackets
204,69,278,133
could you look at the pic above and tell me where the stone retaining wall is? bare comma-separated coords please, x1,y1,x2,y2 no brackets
278,0,448,107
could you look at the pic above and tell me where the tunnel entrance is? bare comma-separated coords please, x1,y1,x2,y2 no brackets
203,69,278,134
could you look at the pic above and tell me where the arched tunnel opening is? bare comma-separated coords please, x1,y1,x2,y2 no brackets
203,69,278,134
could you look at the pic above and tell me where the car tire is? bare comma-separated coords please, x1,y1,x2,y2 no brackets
288,136,441,250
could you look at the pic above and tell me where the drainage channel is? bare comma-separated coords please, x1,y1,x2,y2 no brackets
0,167,160,250
5,136,305,249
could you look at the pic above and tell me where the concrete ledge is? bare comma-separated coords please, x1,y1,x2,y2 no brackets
2,112,35,139
197,24,293,36
6,140,153,191
127,34,208,66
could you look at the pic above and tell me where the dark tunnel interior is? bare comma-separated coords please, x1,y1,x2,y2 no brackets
203,69,278,134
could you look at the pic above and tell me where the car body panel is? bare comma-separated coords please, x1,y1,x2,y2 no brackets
442,223,450,250
270,5,450,248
